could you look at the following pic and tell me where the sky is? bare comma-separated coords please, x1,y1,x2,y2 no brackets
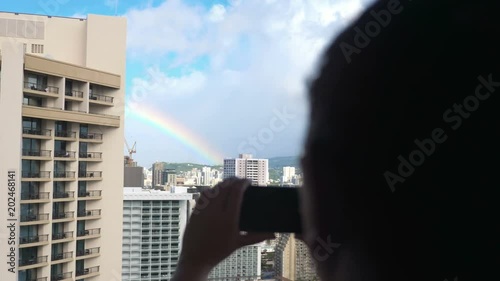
1,0,374,167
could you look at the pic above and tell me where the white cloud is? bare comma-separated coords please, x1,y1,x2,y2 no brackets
123,0,370,165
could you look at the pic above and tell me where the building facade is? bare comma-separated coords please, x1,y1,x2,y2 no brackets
122,188,192,281
223,154,269,186
209,244,262,281
275,234,319,281
0,12,126,281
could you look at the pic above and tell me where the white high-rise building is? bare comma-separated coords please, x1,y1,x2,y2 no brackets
282,166,296,183
201,166,212,186
122,188,192,281
209,244,262,280
223,154,269,186
0,12,126,281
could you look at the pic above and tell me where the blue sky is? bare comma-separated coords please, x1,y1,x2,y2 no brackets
1,0,372,166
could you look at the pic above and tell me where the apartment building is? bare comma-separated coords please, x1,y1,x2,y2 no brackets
122,188,192,281
275,234,319,281
0,12,126,281
208,244,262,281
223,154,269,186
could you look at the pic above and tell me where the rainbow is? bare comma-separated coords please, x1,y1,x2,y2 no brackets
126,102,224,165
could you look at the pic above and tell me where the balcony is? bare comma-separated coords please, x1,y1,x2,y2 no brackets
78,190,102,200
54,130,77,141
23,104,120,128
22,149,51,160
52,211,75,222
20,213,50,225
19,234,49,248
53,171,76,181
79,132,103,143
22,128,52,139
21,171,50,182
78,171,102,181
20,192,50,203
76,247,100,260
52,231,74,243
51,252,73,264
23,81,59,98
75,266,100,279
65,89,84,101
76,228,101,240
77,209,101,220
54,151,76,161
26,277,47,281
53,191,75,201
78,152,102,161
50,272,72,281
18,255,48,270
89,93,114,105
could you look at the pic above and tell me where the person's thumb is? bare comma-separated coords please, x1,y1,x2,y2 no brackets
238,232,275,247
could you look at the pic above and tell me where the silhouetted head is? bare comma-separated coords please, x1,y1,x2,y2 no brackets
300,1,500,280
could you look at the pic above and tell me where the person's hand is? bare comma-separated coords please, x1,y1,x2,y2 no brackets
172,178,275,281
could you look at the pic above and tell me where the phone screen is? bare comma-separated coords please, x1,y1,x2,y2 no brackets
239,185,302,233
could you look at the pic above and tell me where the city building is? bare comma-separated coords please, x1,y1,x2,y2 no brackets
122,187,192,281
201,166,211,186
0,12,126,281
209,244,262,281
275,234,319,281
223,154,269,186
281,166,296,184
151,162,164,187
124,166,145,188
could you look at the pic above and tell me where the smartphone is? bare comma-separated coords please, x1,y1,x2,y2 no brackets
239,185,302,233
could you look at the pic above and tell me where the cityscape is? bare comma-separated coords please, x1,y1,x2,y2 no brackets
0,1,343,279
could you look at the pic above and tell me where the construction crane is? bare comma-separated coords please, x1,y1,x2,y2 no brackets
125,139,137,166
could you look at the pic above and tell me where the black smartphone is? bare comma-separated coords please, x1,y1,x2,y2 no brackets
239,185,302,233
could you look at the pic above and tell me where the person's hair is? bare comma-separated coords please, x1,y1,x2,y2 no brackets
305,0,500,279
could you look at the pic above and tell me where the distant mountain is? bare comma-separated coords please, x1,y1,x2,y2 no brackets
268,156,300,169
158,162,222,173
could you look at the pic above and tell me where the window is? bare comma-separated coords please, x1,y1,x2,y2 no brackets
31,44,44,53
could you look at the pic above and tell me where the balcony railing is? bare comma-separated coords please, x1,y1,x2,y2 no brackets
51,272,72,281
52,231,73,240
21,192,50,200
77,209,101,217
52,211,74,220
52,252,73,261
21,171,50,179
20,213,49,222
55,130,76,138
19,234,49,245
24,82,59,94
53,191,75,199
27,277,47,281
19,255,48,267
79,152,102,159
22,149,51,157
76,266,99,277
22,128,52,136
53,171,76,179
89,93,113,103
78,190,102,198
78,171,102,178
76,247,100,257
79,132,103,140
54,151,76,158
77,228,100,237
65,89,84,98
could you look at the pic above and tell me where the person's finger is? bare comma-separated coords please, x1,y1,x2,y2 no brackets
238,232,275,247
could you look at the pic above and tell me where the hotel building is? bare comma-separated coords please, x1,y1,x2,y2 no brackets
223,154,269,186
122,188,192,281
0,12,126,281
